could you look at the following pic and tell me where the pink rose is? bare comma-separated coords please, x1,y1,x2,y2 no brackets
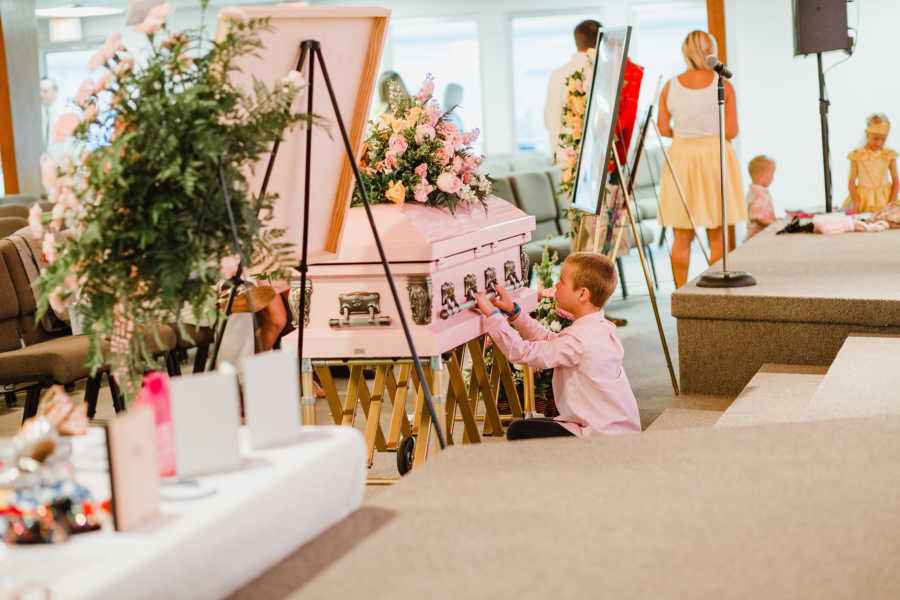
440,121,459,136
64,273,79,293
434,147,451,166
462,172,472,185
413,181,433,203
383,152,398,171
42,233,58,263
116,56,135,75
541,287,556,298
40,156,57,189
451,155,463,172
75,79,94,105
52,113,80,142
28,204,43,238
463,155,481,172
104,32,122,52
82,104,99,123
175,53,194,70
414,163,428,179
136,20,163,35
436,172,461,194
388,133,408,156
59,188,79,211
147,3,175,21
51,202,65,230
414,124,435,145
92,72,112,95
220,255,240,279
442,139,456,159
48,287,67,314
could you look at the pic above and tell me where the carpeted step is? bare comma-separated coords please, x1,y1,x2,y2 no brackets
807,334,900,419
715,363,827,428
646,408,723,431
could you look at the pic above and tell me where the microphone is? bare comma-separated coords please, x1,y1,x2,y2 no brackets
705,55,733,79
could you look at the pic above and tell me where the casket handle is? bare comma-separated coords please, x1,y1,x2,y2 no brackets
439,279,526,320
330,292,392,328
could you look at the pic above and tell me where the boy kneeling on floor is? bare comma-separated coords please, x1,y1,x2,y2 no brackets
474,252,641,439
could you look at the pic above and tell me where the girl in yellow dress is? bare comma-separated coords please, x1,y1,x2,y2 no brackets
846,113,898,213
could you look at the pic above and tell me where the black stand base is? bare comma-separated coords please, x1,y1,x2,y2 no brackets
697,270,757,288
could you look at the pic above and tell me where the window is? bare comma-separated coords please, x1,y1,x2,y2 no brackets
511,13,599,153
511,5,707,154
629,3,708,110
385,18,483,152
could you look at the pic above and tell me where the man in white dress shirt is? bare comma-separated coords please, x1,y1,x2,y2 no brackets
544,19,601,167
40,78,64,153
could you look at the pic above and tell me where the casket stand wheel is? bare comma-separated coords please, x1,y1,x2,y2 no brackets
396,435,416,476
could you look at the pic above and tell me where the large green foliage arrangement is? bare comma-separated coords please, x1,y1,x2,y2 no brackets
34,3,309,399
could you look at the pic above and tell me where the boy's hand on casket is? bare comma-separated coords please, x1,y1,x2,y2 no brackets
473,292,496,316
491,284,515,313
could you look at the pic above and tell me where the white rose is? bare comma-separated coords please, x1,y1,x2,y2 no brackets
549,321,562,333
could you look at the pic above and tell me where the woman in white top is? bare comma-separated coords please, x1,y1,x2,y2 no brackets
657,30,747,288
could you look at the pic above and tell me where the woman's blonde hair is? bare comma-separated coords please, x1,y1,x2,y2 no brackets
681,30,718,71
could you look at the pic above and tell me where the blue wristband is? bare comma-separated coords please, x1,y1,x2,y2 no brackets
501,303,521,319
488,309,501,317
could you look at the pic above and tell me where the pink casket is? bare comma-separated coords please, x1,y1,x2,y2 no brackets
220,5,536,359
287,198,537,359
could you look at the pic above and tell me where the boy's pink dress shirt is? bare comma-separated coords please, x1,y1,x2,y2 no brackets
484,310,641,436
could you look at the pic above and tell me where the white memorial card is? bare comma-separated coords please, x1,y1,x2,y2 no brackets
169,371,242,477
241,350,302,449
106,406,160,531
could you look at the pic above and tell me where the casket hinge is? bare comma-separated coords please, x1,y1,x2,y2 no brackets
406,275,433,325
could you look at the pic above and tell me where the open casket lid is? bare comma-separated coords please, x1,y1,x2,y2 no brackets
217,5,390,261
318,196,536,264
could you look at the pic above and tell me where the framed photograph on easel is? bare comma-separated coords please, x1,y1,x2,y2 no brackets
570,26,632,215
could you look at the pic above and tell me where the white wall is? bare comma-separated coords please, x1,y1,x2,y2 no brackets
728,0,892,213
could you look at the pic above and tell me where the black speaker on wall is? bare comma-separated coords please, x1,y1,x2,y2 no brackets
793,0,850,56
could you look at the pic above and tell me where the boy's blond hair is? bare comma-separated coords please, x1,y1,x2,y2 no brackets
748,155,775,179
565,252,618,308
681,30,717,71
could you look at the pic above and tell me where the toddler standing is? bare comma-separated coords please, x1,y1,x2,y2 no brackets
846,113,898,213
746,155,776,239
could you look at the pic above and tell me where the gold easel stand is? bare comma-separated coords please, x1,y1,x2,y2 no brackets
610,150,680,395
300,336,533,474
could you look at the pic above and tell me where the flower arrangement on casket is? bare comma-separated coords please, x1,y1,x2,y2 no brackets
353,75,493,214
33,2,312,400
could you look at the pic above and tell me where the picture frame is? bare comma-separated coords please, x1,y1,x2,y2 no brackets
570,26,633,215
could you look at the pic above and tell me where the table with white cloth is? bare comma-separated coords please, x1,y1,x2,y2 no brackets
2,426,366,599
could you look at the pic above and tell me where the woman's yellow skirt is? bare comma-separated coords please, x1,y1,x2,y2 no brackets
657,136,747,229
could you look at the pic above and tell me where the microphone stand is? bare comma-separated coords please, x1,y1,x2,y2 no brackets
697,70,755,288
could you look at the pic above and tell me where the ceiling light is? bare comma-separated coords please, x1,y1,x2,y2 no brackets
36,6,125,19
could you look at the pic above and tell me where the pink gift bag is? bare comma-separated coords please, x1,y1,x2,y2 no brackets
133,371,176,477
